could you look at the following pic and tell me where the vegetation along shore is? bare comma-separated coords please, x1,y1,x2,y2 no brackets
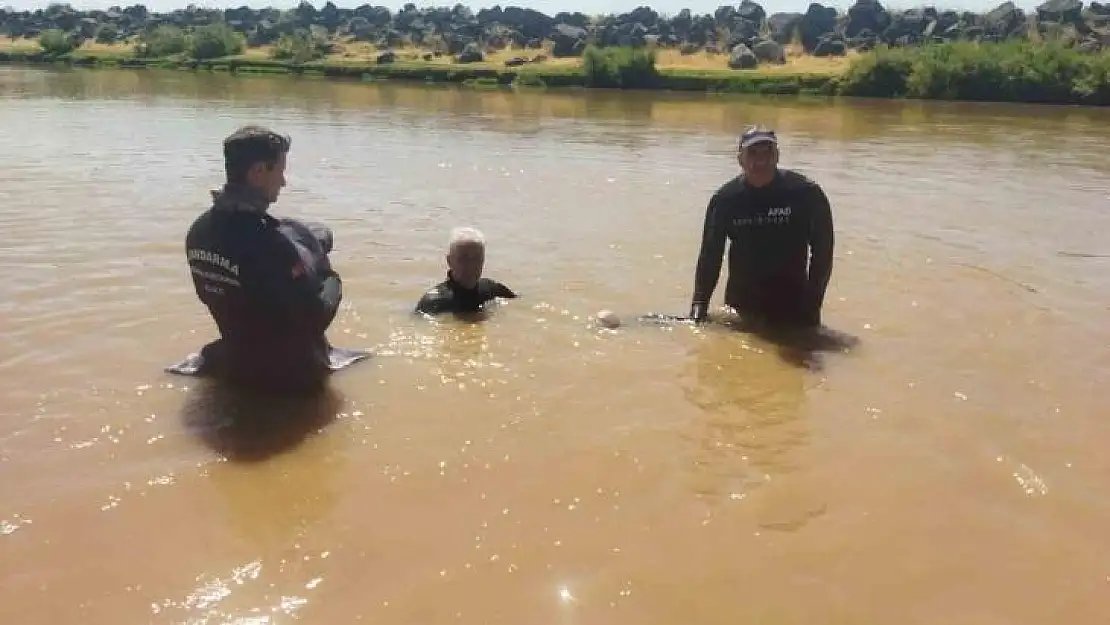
3,0,1110,104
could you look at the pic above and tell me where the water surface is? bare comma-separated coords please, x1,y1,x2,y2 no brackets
2,66,1109,624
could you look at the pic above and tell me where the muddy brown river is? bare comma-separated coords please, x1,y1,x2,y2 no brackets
1,65,1109,624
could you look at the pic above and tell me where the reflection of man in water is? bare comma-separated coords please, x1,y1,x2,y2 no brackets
689,126,835,329
185,125,342,394
683,330,810,495
415,227,517,316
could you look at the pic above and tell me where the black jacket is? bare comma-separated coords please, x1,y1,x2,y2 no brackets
415,274,516,315
691,169,834,325
185,197,342,392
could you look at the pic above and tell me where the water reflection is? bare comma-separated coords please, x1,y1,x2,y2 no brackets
680,328,811,500
426,317,495,388
713,314,861,371
180,381,345,462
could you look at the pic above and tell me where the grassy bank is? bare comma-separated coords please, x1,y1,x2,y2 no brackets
839,40,1110,105
0,35,846,95
4,35,1110,105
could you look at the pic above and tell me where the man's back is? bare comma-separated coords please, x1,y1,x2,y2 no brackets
186,207,333,391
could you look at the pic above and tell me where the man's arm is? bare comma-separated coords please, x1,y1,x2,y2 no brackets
807,183,835,310
492,281,517,299
246,228,342,336
690,193,728,320
415,287,448,316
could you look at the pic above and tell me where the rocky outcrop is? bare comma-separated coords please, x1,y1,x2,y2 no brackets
3,0,1108,67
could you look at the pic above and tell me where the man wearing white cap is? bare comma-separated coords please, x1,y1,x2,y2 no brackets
688,125,835,328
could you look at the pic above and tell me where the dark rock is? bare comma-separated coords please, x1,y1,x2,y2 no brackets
1037,0,1084,23
751,37,785,63
848,27,881,49
813,32,847,56
738,0,767,26
767,12,804,44
456,41,483,63
504,56,527,66
845,0,891,38
983,2,1027,38
552,22,586,57
799,3,839,52
376,50,395,63
727,42,758,68
881,7,929,44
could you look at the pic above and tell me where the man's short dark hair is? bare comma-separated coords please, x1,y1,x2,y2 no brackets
223,125,291,184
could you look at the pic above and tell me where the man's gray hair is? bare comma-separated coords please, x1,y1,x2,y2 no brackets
448,227,485,250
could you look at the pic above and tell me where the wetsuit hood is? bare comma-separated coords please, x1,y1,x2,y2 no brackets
211,183,272,214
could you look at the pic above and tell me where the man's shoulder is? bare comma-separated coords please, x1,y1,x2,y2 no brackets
415,280,453,314
778,168,824,192
711,175,746,200
478,278,516,298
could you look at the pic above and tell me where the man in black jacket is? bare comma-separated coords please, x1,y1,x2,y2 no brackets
415,227,516,316
185,125,342,393
689,126,835,328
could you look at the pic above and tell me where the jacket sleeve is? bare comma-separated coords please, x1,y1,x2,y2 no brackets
243,227,342,336
690,192,728,312
415,289,446,315
806,183,835,308
492,281,517,299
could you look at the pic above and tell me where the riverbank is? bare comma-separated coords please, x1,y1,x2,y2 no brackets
0,37,846,95
4,36,1110,105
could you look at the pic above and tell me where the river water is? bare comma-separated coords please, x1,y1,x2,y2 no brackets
1,65,1109,624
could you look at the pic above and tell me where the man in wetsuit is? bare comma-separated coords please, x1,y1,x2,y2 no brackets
689,125,835,328
415,227,517,316
185,125,343,394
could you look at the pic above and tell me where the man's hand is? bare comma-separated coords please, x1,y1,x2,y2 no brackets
689,302,709,323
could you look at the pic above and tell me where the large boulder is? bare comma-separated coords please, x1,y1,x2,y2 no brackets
983,2,1027,39
1037,0,1084,23
751,37,785,63
456,41,484,63
799,3,838,52
767,12,804,43
845,0,891,38
552,23,586,57
813,32,848,56
737,0,767,26
728,43,758,68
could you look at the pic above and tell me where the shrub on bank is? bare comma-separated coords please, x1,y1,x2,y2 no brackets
135,25,186,58
581,44,658,89
187,23,245,60
38,29,76,55
840,41,1110,105
270,31,327,63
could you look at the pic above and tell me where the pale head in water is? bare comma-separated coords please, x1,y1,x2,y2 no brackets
595,309,622,329
738,125,779,188
223,125,290,204
447,227,486,289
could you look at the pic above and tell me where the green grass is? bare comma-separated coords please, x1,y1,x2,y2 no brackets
5,39,1110,104
0,44,838,94
840,40,1110,105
